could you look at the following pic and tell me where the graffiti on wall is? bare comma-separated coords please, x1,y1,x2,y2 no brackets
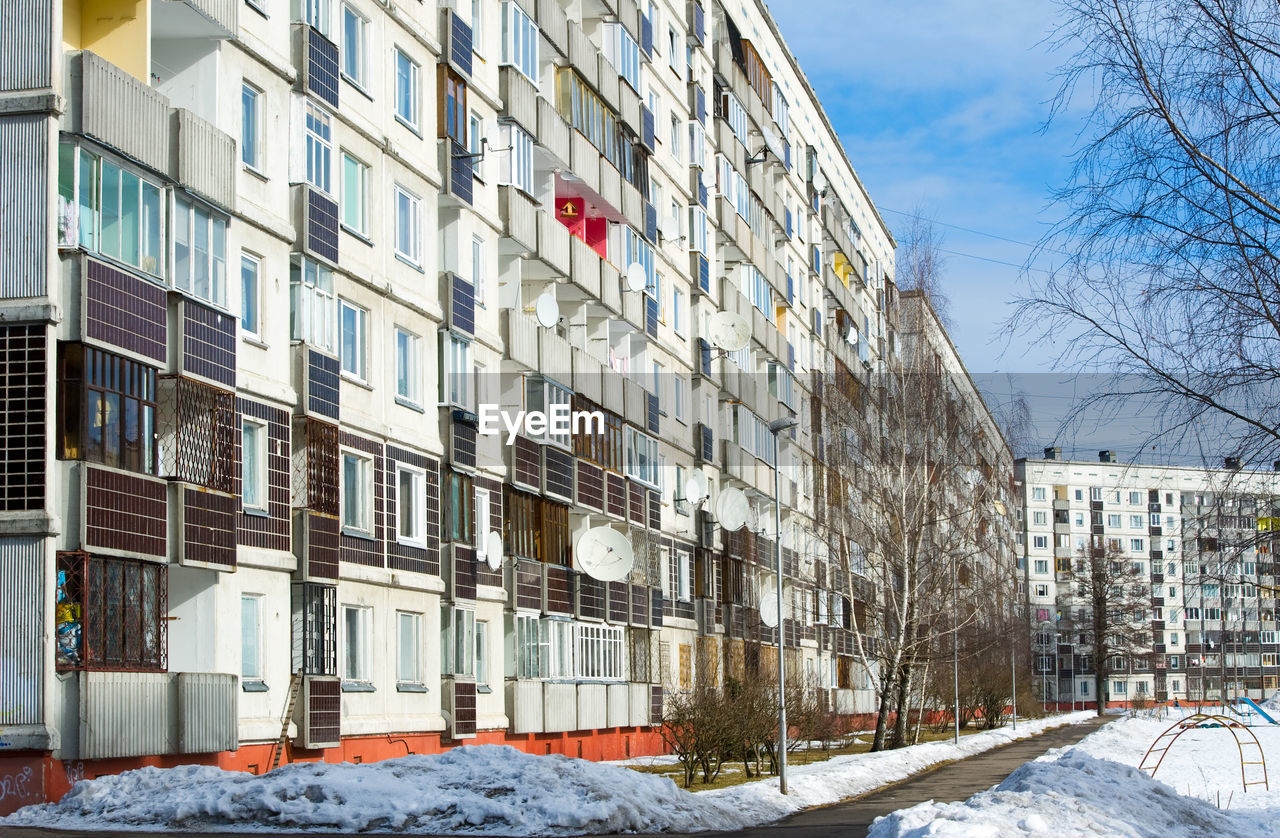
0,759,41,816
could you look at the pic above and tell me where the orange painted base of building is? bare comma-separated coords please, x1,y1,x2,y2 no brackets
0,727,668,815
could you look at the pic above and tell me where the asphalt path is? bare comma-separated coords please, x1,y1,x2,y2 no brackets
0,716,1110,838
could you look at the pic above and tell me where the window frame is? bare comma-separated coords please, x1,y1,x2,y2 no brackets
290,256,338,353
57,343,158,476
501,0,540,83
396,610,424,686
305,101,333,195
393,183,422,266
172,193,228,309
341,603,373,685
393,47,421,130
241,416,269,513
441,604,477,677
241,82,263,171
340,151,368,236
396,463,426,546
340,448,374,535
338,298,368,382
394,326,422,407
240,593,263,682
240,252,261,338
340,3,368,88
439,331,475,409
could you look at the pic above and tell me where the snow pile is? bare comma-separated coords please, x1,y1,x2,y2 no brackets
0,744,749,835
867,750,1271,838
697,711,1097,825
1260,692,1280,713
868,716,1280,837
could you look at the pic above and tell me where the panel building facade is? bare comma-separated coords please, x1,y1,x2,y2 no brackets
0,0,915,808
1018,452,1280,708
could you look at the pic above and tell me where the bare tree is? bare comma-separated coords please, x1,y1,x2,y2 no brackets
1059,540,1150,715
816,271,1016,749
1012,0,1280,466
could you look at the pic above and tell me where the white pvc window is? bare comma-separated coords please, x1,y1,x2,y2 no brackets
173,195,227,308
501,1,540,82
290,256,337,352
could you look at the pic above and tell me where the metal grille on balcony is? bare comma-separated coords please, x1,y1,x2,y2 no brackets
159,376,235,492
293,417,340,515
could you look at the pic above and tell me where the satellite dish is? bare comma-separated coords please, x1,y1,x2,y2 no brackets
759,589,779,627
700,167,715,191
707,310,751,352
576,526,635,582
484,530,503,571
716,487,750,532
625,262,647,293
661,216,680,243
535,293,560,328
684,471,708,503
762,123,785,159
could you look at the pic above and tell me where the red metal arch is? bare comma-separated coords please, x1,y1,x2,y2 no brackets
1139,713,1269,792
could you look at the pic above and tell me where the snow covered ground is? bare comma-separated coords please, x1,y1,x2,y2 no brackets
0,712,1091,834
870,711,1280,837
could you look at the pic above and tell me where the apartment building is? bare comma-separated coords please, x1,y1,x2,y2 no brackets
1018,452,1280,708
0,0,903,810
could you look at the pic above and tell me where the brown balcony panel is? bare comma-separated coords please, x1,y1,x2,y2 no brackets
546,565,572,614
84,258,167,363
84,466,167,558
179,485,236,568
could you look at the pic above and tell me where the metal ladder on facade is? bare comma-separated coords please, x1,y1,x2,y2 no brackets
268,670,304,772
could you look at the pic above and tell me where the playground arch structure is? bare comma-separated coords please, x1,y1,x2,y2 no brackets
1139,713,1269,792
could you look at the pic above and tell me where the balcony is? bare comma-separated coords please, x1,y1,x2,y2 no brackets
66,52,170,175
535,0,568,56
572,348,603,404
499,186,538,253
536,97,571,167
173,109,235,212
501,310,540,371
499,66,538,133
76,670,237,759
569,237,602,299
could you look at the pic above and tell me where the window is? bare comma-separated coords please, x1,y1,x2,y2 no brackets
341,4,367,86
290,256,337,352
1034,584,1049,598
441,68,468,144
241,594,262,681
173,195,227,308
394,328,421,406
303,0,331,36
339,299,368,381
722,90,749,145
675,549,691,602
547,618,574,678
397,611,423,684
341,604,372,683
445,470,474,544
673,375,687,423
341,450,373,534
471,234,485,305
669,113,681,161
394,48,420,128
1032,486,1047,501
501,1,539,82
471,0,483,49
469,112,484,175
512,612,545,678
688,206,708,254
1033,535,1048,550
394,184,421,264
1033,510,1047,525
607,23,640,90
1112,680,1127,695
241,418,268,512
476,619,490,686
58,344,157,475
440,332,474,409
396,465,425,545
1130,491,1143,505
625,427,659,487
60,145,165,276
341,152,367,235
240,253,260,336
305,102,333,194
575,623,626,680
1131,538,1145,552
1091,487,1103,501
55,553,167,671
503,123,534,194
1130,514,1146,528
1034,559,1049,574
241,83,261,169
475,486,492,558
668,26,681,74
1107,514,1122,528
441,605,476,677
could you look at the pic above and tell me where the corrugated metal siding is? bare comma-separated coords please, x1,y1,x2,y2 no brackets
174,109,236,212
543,682,576,732
77,52,171,174
0,114,48,299
188,0,238,35
79,671,171,759
628,682,649,726
507,680,544,734
576,683,607,730
606,682,630,728
1,0,53,92
177,672,238,753
0,537,43,726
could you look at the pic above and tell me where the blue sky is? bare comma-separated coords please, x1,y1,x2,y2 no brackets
768,0,1074,375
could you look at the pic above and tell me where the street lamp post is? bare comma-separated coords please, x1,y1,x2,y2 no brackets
952,554,960,745
769,416,798,795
